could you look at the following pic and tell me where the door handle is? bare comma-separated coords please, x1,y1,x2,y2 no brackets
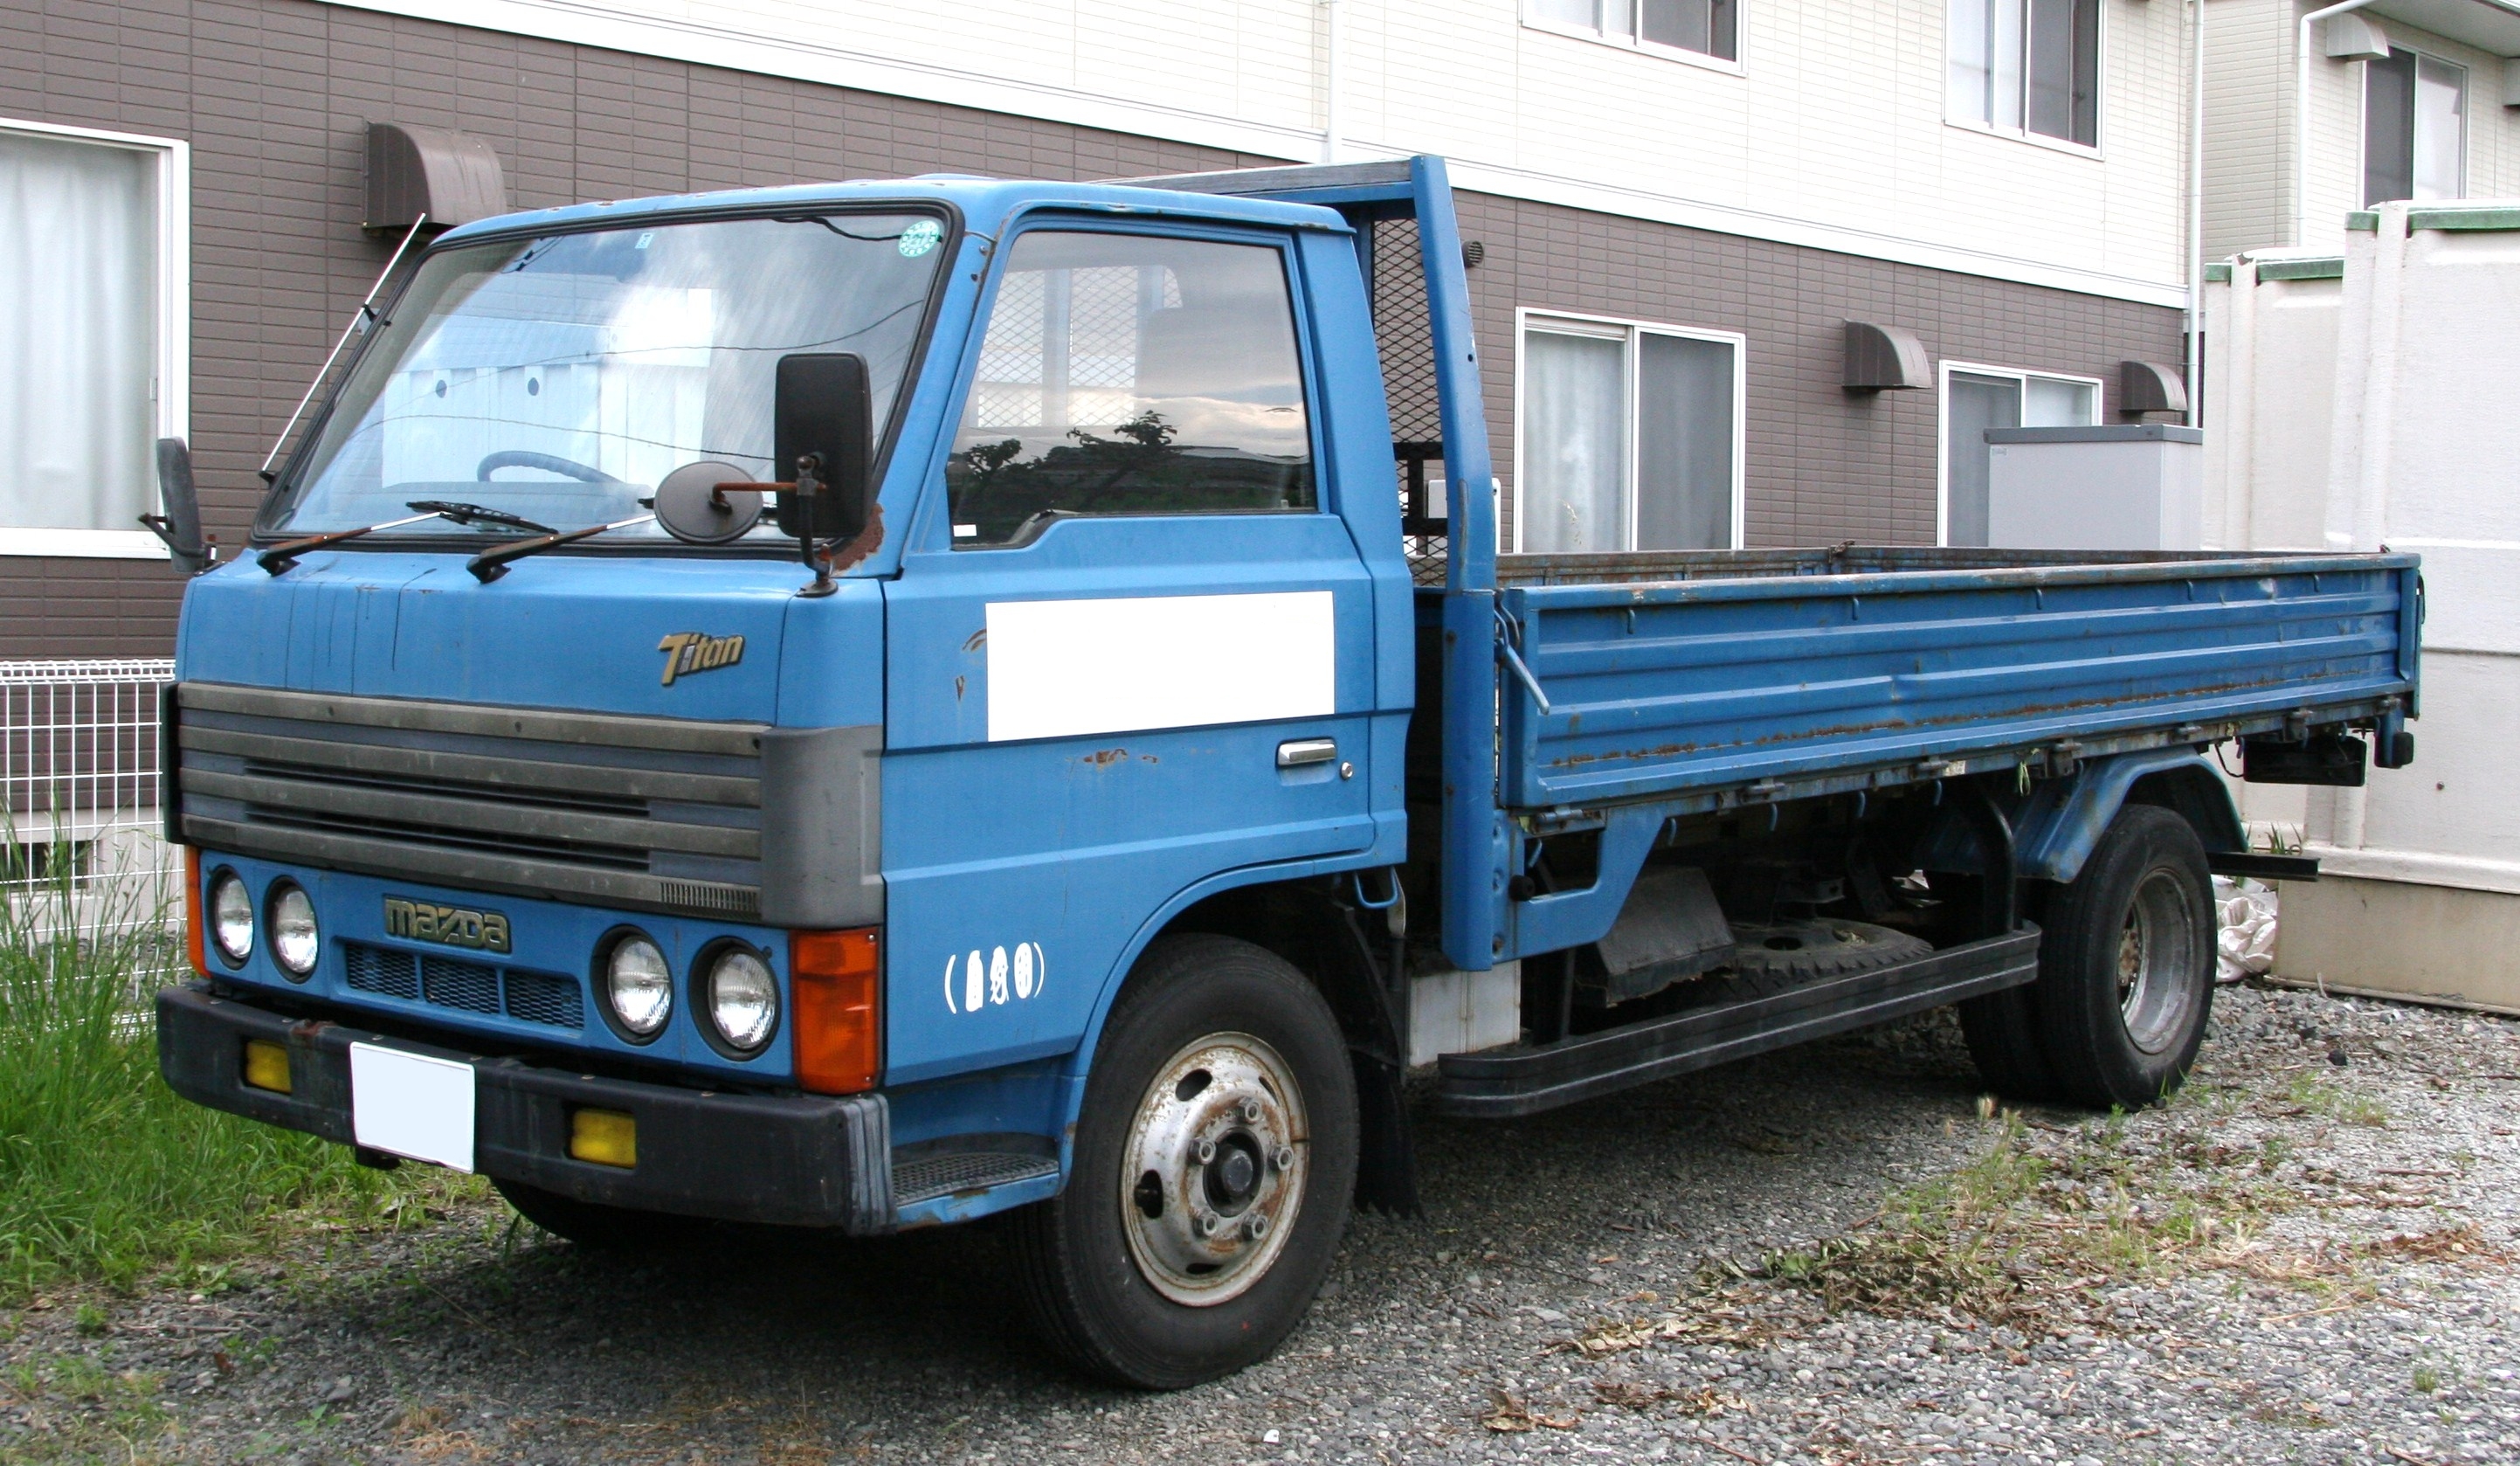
1276,737,1337,769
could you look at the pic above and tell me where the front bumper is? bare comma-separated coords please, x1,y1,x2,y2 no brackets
156,984,894,1232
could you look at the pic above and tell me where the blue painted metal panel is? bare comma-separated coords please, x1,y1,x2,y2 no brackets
179,550,832,723
2012,750,2236,883
874,208,1400,1090
1500,555,2420,811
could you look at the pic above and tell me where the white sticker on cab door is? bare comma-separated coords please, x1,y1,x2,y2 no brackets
984,591,1335,742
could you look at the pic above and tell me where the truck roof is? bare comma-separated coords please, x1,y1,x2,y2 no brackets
431,172,1356,248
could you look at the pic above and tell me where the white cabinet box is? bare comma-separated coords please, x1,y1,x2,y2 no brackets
1985,425,2204,552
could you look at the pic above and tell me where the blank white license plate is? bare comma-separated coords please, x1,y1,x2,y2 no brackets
349,1042,476,1172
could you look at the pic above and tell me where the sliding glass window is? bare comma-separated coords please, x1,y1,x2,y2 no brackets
1948,0,2099,148
1516,313,1742,554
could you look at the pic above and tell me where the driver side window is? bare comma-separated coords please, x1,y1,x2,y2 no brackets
946,230,1315,547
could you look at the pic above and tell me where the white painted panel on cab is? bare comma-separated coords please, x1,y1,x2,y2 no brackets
986,591,1335,742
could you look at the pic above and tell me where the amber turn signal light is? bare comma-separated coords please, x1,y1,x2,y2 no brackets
242,1039,292,1094
791,927,881,1095
568,1108,638,1168
183,847,208,978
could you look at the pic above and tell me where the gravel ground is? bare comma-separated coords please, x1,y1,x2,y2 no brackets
5,980,2517,1465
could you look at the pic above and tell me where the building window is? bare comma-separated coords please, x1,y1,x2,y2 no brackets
1515,313,1742,554
0,121,187,559
1526,0,1739,64
1947,0,2099,148
2365,49,2465,205
1940,363,2099,547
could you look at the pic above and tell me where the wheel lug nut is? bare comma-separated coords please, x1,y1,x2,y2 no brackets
1273,1145,1296,1172
1244,1213,1269,1241
1193,1212,1219,1238
1194,1138,1217,1165
1239,1098,1263,1124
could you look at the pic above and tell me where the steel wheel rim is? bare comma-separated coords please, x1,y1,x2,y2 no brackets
2117,868,2202,1055
1118,1031,1308,1307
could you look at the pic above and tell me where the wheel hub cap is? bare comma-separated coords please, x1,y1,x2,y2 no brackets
1119,1033,1308,1306
2117,868,2203,1055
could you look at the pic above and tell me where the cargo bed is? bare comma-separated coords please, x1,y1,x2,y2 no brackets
1476,546,2419,815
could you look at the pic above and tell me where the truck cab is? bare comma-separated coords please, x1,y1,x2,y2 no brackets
162,167,1440,1386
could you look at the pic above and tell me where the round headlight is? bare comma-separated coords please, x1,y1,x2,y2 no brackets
267,882,319,979
208,869,253,965
602,933,673,1041
702,946,778,1055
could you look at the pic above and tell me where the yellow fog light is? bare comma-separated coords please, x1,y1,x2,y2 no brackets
242,1039,292,1094
568,1108,637,1168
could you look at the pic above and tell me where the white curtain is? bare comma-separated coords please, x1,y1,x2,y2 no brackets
1521,329,1626,553
0,132,157,533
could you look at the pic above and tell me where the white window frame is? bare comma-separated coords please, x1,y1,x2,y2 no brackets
1520,0,1747,76
2358,47,2468,206
1941,0,2107,159
0,117,191,560
1935,360,2103,547
1511,308,1747,555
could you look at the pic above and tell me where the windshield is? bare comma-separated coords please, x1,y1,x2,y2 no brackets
261,210,949,540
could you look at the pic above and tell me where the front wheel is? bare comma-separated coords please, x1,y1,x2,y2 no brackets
2033,806,2217,1109
1011,934,1358,1388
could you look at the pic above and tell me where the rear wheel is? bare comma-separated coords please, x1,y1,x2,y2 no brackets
2032,806,2216,1109
1011,934,1357,1388
1957,985,2058,1102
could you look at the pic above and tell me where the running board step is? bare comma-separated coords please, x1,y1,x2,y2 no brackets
1435,928,2041,1119
892,1151,1060,1206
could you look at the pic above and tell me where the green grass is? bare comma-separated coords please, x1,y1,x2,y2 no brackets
0,840,447,1296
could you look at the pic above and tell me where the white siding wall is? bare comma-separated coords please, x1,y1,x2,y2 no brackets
2206,0,2520,257
336,0,2199,302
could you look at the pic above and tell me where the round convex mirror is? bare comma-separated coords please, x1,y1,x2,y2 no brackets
652,460,764,545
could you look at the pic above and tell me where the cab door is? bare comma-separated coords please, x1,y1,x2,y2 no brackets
881,221,1379,1084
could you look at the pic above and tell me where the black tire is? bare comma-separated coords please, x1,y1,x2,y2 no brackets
1011,934,1358,1389
2032,806,2216,1109
1727,918,1933,985
492,1177,708,1250
1957,985,2058,1102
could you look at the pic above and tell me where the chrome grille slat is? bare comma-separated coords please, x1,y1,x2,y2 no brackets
181,725,760,805
174,682,767,921
178,682,763,756
183,768,761,859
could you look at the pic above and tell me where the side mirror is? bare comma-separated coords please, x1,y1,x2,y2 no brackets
771,354,873,545
141,438,213,575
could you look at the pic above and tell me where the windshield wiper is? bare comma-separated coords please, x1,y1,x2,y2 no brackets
406,500,555,534
467,512,657,584
258,501,555,576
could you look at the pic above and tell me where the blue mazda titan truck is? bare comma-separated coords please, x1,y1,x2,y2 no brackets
150,157,2420,1387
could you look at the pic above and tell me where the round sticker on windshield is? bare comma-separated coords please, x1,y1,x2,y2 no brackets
897,219,942,259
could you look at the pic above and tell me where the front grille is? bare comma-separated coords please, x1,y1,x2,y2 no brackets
501,967,583,1028
340,940,585,1029
173,683,764,920
423,955,501,1013
343,943,419,999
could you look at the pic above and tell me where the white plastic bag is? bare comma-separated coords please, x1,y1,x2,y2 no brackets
2212,875,2278,984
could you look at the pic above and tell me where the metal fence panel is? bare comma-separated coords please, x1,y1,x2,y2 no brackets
2,659,179,939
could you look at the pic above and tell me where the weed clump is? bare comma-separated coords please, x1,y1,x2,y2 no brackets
0,833,445,1295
